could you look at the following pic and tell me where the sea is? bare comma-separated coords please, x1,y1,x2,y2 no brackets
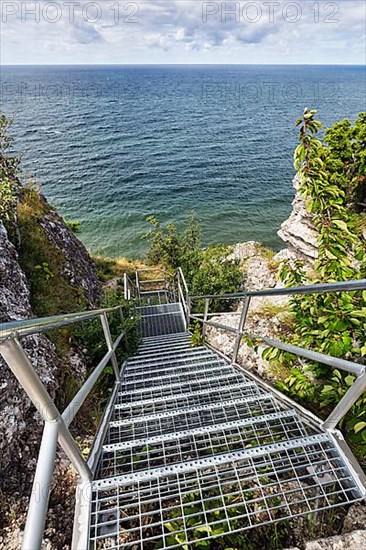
1,65,365,258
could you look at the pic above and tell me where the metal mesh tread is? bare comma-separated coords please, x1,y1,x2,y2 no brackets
124,359,226,381
126,348,210,366
113,382,261,417
116,373,253,404
106,394,281,444
119,363,235,392
90,434,363,549
137,343,194,356
142,332,189,342
98,410,310,477
140,303,186,337
90,311,365,548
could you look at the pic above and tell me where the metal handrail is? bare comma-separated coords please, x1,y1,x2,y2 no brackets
184,274,366,433
0,306,122,341
0,302,127,550
189,278,366,301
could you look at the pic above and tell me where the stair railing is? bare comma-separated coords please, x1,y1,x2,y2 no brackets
186,278,366,432
0,305,127,550
124,273,138,300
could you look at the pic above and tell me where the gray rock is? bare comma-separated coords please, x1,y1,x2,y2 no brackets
0,221,61,477
342,503,366,533
38,198,100,307
304,530,366,550
278,175,318,264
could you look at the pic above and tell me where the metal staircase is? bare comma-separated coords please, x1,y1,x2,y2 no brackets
1,270,365,549
87,298,365,549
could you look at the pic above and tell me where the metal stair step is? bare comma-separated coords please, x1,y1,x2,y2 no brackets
98,410,310,477
106,394,281,444
120,362,232,390
142,331,189,342
127,347,209,364
125,353,219,373
123,359,230,381
113,382,261,419
116,373,251,404
90,433,363,549
137,342,195,356
142,314,186,337
138,303,182,314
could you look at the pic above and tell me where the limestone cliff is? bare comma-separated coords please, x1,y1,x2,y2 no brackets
0,195,101,547
278,174,318,264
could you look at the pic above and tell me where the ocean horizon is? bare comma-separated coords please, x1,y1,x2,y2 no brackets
1,64,365,258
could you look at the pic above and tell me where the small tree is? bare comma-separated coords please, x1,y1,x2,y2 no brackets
0,114,21,238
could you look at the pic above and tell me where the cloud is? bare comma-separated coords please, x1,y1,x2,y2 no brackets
0,0,365,64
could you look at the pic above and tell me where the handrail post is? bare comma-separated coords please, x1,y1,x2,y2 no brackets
100,313,120,382
124,273,128,300
0,338,92,483
232,295,251,364
202,298,210,340
323,371,366,430
187,296,192,327
135,271,141,304
22,420,59,550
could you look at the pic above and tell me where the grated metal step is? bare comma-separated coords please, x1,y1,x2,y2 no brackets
119,363,235,392
106,394,281,445
114,382,261,418
89,308,365,549
140,303,186,337
90,434,363,549
98,410,311,478
124,357,224,379
137,343,194,356
116,373,254,404
127,347,210,365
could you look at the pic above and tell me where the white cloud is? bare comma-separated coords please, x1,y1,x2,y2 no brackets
0,0,365,64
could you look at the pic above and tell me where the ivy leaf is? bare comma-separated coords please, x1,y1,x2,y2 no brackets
332,220,348,231
354,421,366,434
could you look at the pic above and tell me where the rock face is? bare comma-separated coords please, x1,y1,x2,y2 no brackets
0,220,62,484
278,175,318,263
39,202,100,307
0,208,101,547
207,241,291,378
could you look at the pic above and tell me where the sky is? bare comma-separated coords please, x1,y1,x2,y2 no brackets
1,0,365,65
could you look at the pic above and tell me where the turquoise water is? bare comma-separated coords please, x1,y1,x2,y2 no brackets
1,65,365,258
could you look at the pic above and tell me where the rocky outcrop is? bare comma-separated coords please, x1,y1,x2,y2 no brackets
0,210,100,547
0,220,63,504
278,175,318,264
39,201,100,307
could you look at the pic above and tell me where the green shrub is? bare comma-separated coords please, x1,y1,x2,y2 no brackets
143,215,243,313
264,109,366,461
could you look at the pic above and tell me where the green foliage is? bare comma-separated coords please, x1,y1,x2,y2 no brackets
190,321,204,347
66,219,81,233
35,262,54,281
266,109,366,460
144,215,243,313
144,214,202,275
17,186,87,317
158,487,289,550
0,114,21,232
73,288,141,367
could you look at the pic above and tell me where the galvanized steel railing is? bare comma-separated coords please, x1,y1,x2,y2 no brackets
2,270,366,549
176,276,366,432
0,305,127,550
